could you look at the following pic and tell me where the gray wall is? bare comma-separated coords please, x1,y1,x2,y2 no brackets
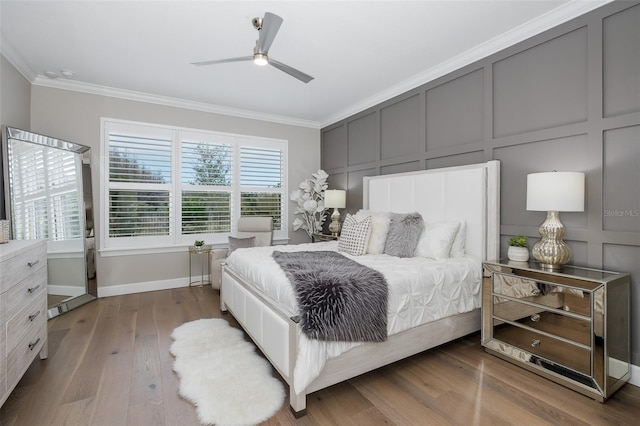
0,54,32,218
30,86,320,290
321,2,640,365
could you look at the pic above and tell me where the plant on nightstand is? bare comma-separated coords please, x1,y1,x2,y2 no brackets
508,234,529,262
194,240,205,252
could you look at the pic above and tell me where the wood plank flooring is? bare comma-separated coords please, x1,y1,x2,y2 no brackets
2,286,640,425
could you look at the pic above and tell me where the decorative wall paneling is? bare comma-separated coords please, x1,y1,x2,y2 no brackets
321,1,640,365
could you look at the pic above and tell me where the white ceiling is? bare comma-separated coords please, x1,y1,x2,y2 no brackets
0,1,611,128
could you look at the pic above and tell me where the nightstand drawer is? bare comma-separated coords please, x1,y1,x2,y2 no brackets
3,266,47,322
492,271,591,318
493,300,591,346
494,325,591,375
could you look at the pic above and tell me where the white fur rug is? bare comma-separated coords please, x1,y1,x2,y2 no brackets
170,318,285,426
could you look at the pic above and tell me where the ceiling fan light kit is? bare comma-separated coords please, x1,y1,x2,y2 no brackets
192,12,313,83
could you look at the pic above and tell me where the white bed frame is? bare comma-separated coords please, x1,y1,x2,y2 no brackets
220,160,500,415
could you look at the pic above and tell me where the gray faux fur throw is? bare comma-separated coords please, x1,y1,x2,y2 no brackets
272,251,388,342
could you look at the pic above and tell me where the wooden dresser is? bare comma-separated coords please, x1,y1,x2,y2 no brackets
0,239,48,407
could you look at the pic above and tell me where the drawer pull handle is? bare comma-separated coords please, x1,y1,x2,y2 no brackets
29,311,41,321
530,314,541,322
28,259,40,268
531,289,541,296
28,338,41,351
531,339,541,348
28,285,41,294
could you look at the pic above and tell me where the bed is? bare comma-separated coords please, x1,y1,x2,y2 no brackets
220,160,500,415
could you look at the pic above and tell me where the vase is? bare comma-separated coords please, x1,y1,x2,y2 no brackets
508,246,529,262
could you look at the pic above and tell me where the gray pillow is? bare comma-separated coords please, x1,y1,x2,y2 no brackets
228,236,256,255
383,213,425,258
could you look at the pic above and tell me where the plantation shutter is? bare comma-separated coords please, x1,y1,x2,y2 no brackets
8,140,83,241
239,145,284,230
180,137,233,234
108,132,172,238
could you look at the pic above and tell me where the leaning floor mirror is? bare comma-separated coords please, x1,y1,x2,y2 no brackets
1,126,97,318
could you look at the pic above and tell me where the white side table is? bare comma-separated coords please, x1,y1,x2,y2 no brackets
188,245,212,290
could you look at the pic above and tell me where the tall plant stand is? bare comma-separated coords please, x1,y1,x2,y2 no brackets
188,245,212,290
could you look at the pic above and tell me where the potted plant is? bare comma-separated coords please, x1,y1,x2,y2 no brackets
508,235,529,262
194,240,205,252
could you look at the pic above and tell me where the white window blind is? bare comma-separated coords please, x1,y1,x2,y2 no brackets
101,119,288,251
181,136,233,234
107,130,172,239
9,140,83,241
239,145,284,231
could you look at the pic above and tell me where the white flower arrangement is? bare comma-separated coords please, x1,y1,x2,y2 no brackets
290,169,329,238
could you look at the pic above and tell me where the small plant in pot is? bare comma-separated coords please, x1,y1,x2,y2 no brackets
194,240,205,251
508,234,530,262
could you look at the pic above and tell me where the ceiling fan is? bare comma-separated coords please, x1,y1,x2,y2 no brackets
192,12,314,84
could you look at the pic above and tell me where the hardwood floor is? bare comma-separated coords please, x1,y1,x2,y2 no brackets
2,286,640,425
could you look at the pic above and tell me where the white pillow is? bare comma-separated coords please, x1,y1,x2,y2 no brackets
449,221,466,257
415,221,460,259
338,214,372,256
354,210,390,254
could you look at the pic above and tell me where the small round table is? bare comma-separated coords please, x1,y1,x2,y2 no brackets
188,245,212,290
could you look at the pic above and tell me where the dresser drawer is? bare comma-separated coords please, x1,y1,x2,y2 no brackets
3,266,47,322
493,300,591,346
0,243,47,293
6,311,47,389
6,296,47,353
494,325,591,376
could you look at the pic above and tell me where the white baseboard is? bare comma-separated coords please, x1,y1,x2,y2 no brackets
48,285,86,297
630,363,640,388
97,277,197,298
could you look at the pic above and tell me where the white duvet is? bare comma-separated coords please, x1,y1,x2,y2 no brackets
225,241,482,393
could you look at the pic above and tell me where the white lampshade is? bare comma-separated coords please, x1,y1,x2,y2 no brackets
324,189,346,208
526,172,585,212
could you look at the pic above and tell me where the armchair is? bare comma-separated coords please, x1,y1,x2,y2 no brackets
211,216,273,289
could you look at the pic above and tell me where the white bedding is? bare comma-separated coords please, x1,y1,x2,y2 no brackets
225,240,482,392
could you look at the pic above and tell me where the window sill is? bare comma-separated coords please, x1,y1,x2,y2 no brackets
99,238,290,257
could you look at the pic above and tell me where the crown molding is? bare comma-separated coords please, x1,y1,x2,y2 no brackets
0,31,37,81
319,0,614,128
31,77,321,129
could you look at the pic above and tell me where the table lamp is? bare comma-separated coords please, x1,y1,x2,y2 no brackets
526,171,585,271
324,189,346,236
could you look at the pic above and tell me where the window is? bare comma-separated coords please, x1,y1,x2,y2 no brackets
101,119,287,251
8,140,83,243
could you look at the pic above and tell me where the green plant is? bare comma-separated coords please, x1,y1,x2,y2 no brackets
194,240,204,246
508,234,529,248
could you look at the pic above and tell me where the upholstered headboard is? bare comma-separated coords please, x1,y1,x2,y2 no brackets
363,161,500,260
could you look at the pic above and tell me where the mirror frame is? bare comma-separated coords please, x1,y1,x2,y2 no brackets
1,126,97,318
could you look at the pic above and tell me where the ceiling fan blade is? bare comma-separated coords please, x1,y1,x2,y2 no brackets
269,58,314,83
257,12,283,53
191,56,252,66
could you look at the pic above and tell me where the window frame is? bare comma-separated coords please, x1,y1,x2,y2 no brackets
100,118,288,253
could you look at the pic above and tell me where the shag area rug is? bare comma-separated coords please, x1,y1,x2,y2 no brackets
170,318,285,426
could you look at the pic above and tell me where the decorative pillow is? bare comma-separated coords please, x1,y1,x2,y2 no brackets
449,221,466,258
415,221,460,259
354,210,391,254
228,236,256,255
338,214,372,256
383,213,425,258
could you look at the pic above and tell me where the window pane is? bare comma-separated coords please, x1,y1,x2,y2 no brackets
181,140,232,186
109,133,171,184
182,191,231,234
240,146,283,188
50,191,82,241
240,192,282,230
13,198,49,240
109,190,170,237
